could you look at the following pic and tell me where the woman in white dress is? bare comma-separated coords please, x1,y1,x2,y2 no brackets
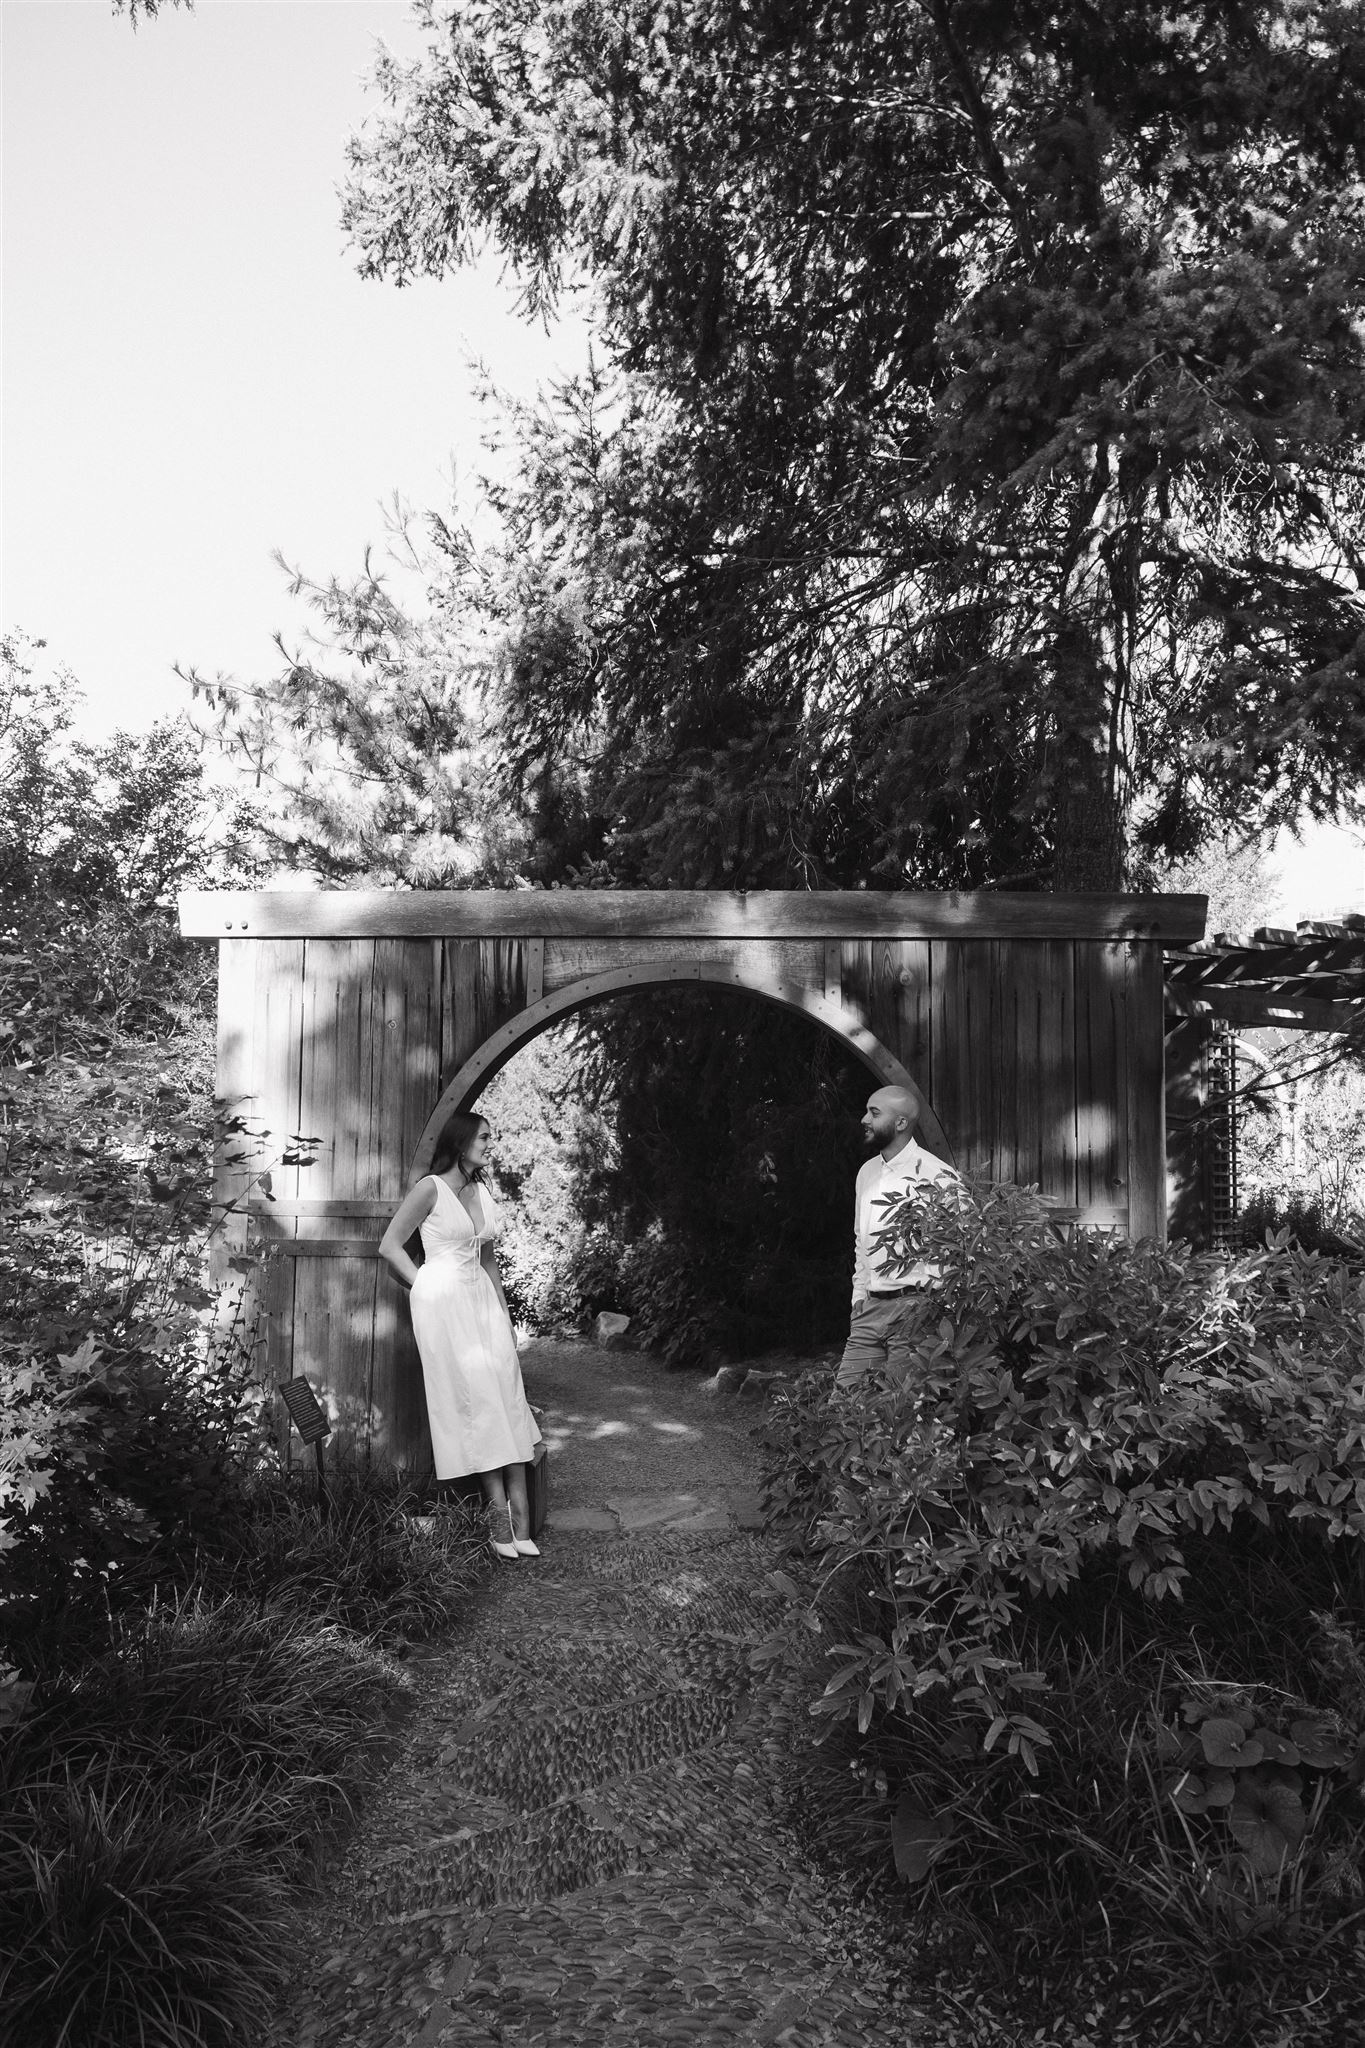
379,1113,542,1560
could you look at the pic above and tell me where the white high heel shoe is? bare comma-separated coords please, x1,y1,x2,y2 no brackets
512,1536,540,1557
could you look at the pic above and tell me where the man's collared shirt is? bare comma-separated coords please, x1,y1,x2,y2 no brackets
851,1139,963,1303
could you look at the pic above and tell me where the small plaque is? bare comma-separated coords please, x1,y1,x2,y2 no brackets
280,1376,331,1444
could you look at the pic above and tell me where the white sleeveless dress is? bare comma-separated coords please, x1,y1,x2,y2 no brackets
408,1176,542,1482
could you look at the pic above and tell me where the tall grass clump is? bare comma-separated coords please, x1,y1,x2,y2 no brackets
756,1185,1365,2039
0,1596,407,2047
103,1464,494,1662
2,1318,491,2048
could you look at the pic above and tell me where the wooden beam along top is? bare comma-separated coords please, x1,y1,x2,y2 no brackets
179,888,1207,944
1165,985,1365,1033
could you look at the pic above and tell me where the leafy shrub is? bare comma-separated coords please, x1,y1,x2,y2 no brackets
0,1597,405,2048
762,1184,1365,1750
756,1184,1365,2014
0,1295,270,1671
0,1343,101,1563
572,1209,857,1368
1239,1190,1365,1264
771,1616,1365,2036
572,1219,729,1366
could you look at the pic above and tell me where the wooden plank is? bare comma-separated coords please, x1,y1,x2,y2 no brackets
823,941,842,1004
1164,985,1364,1033
442,937,529,1086
251,1238,384,1258
295,939,357,1222
541,936,824,994
292,940,383,1448
1001,939,1042,1192
290,1254,379,1464
211,938,255,1283
486,937,530,1030
366,938,431,1201
1167,934,1365,984
1043,1204,1129,1227
180,888,1209,944
441,937,481,1083
258,1236,298,1466
378,1264,435,1484
247,1199,399,1217
362,940,437,1470
934,940,996,1180
1075,942,1127,1221
976,943,1004,1182
262,1249,297,1463
840,940,932,1097
1127,939,1167,1240
526,936,545,1005
377,941,436,1473
1038,940,1077,1207
838,941,873,1033
401,941,442,1166
245,940,306,1269
928,940,967,1172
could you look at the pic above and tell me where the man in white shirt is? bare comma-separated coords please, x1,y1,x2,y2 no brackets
836,1084,964,1389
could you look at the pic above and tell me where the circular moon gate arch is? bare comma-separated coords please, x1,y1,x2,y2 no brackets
410,961,955,1181
182,888,1199,1472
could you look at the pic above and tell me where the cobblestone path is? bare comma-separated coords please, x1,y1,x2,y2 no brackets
272,1341,929,2048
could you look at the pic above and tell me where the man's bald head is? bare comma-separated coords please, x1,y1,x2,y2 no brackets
868,1085,920,1124
861,1084,921,1156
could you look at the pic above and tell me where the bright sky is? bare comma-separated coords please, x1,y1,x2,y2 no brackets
3,0,587,731
3,0,1361,925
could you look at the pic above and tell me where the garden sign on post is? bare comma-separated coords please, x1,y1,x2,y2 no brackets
178,890,1206,1478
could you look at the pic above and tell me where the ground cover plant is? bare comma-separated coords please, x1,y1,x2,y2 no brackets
756,1186,1365,2043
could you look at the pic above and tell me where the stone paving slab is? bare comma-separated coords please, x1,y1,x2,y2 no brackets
603,1490,710,1529
546,1505,618,1532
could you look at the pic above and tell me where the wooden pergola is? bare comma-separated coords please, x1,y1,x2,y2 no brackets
180,888,1206,1475
1164,915,1365,1245
1165,916,1365,1033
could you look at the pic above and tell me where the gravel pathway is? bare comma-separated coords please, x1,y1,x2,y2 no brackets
268,1338,933,2048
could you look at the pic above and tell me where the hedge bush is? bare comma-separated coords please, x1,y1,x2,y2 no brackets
756,1185,1365,2026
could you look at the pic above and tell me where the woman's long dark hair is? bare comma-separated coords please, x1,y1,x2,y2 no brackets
430,1112,488,1182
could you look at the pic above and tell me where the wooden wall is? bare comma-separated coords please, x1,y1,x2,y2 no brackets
215,937,534,1476
837,936,1163,1236
214,930,1167,1476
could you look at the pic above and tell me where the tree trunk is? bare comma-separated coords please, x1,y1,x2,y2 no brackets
1049,622,1127,890
1050,446,1132,893
1052,739,1125,890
